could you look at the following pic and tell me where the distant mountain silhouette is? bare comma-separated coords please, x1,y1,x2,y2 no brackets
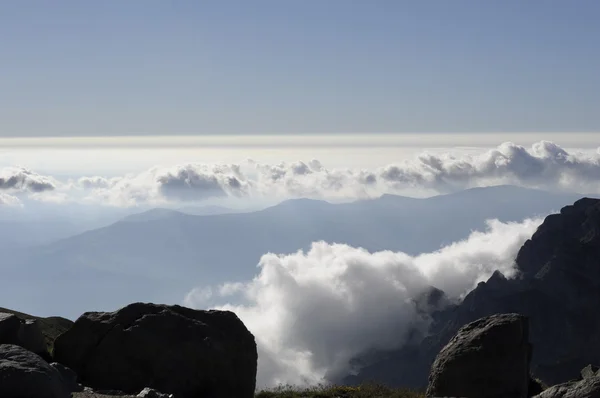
122,208,187,222
340,197,600,389
177,204,244,216
2,185,583,318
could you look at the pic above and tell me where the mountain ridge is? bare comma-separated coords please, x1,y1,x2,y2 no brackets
2,185,586,319
341,196,600,389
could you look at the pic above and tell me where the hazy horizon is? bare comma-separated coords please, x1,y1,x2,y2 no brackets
0,137,598,209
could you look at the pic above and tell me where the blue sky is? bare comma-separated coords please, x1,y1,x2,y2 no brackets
1,0,599,136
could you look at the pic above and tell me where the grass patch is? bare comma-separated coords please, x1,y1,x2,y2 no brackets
255,383,424,398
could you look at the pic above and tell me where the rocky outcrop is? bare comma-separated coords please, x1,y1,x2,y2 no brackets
581,365,600,380
426,314,531,398
53,302,257,398
0,344,71,398
344,197,600,388
0,312,48,359
0,307,73,356
137,388,174,398
413,286,451,316
533,364,600,398
0,313,21,340
51,362,83,392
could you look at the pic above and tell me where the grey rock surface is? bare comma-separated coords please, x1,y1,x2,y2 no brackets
0,313,48,358
137,387,173,398
0,344,70,398
51,361,84,392
54,302,257,398
534,372,600,398
426,313,531,398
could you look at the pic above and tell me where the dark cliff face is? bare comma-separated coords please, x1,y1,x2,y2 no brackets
342,198,600,389
516,197,600,281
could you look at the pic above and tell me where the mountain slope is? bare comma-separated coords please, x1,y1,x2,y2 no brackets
177,204,242,216
121,208,187,222
2,185,583,318
342,197,600,388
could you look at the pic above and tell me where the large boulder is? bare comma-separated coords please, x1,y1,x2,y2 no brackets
0,307,73,356
426,313,531,398
50,362,83,392
0,313,20,341
534,364,600,398
54,302,257,398
0,312,48,359
0,344,70,398
18,319,48,356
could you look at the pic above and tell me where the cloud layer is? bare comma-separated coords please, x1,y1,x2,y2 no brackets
0,167,56,193
0,167,59,206
184,217,543,388
73,164,248,206
2,141,600,206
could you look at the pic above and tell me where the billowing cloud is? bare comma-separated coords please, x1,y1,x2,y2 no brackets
156,164,247,200
378,141,600,194
252,160,377,199
75,164,248,206
252,141,600,199
0,192,22,206
77,176,114,189
184,217,542,388
98,141,600,206
0,167,58,205
0,167,56,193
6,141,600,207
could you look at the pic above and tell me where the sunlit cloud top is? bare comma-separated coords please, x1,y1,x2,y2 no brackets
1,141,599,208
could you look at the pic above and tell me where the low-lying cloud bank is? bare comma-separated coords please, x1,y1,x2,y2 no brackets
2,141,600,206
0,167,58,206
184,217,543,388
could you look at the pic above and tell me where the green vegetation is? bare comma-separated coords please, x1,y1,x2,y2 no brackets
255,383,425,398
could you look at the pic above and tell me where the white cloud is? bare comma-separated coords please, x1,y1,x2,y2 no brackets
4,141,600,207
85,141,600,206
156,164,248,200
0,192,22,206
74,164,249,207
0,167,56,193
183,217,542,389
77,176,115,189
28,191,69,204
377,141,600,194
0,167,60,205
184,286,213,305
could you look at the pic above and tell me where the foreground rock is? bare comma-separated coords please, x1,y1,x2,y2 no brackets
345,197,600,388
0,312,48,358
0,344,70,398
534,364,600,398
0,307,73,356
426,313,531,398
73,390,136,398
51,362,83,392
54,302,257,398
137,388,173,398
